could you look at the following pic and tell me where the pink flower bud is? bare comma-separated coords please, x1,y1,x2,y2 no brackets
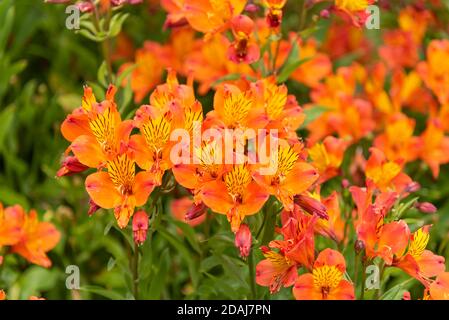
294,194,329,220
185,202,207,221
405,182,421,193
56,156,88,177
44,0,71,3
77,2,95,13
245,3,259,13
403,291,411,300
235,224,252,258
88,198,101,216
320,9,330,19
342,179,350,189
133,210,149,245
415,202,437,214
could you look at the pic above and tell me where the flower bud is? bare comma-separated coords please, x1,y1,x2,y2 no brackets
342,179,350,189
0,290,6,300
405,181,421,193
415,202,437,214
77,1,95,13
56,156,88,177
402,291,411,300
235,224,252,258
245,3,259,13
132,210,149,245
88,198,101,216
294,194,329,220
354,239,365,254
320,9,330,19
185,202,207,221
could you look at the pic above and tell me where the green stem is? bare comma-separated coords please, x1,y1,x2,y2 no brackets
248,250,257,300
360,259,367,300
132,242,139,299
298,0,307,31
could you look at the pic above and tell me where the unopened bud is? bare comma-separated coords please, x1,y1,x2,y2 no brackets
132,210,149,245
56,156,88,177
342,179,350,189
185,202,207,221
402,291,411,300
405,182,421,193
88,198,101,216
415,202,437,214
294,194,329,220
320,9,330,19
245,3,259,13
235,224,252,258
354,240,365,254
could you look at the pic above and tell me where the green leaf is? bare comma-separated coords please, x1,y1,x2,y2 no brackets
107,257,116,271
299,105,330,129
79,285,126,300
19,266,58,299
171,220,202,254
0,0,14,56
157,229,199,289
277,57,310,83
147,249,170,299
211,73,242,87
108,13,129,38
97,61,108,88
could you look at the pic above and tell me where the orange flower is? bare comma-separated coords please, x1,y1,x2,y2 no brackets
11,209,60,268
251,78,305,141
184,34,253,94
199,163,269,232
85,153,156,228
426,272,449,300
0,204,23,248
333,0,374,27
379,30,419,70
61,85,134,169
398,6,433,45
394,226,445,285
350,184,413,265
289,37,332,88
373,113,421,164
256,208,317,293
309,136,348,183
253,142,318,211
0,290,5,300
205,83,265,130
365,147,412,193
418,118,449,178
263,0,287,29
183,0,246,34
228,15,260,64
121,42,171,103
418,40,449,105
314,191,345,243
161,0,188,28
293,248,355,300
307,65,374,144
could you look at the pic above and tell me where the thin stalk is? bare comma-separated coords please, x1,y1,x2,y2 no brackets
132,242,139,299
248,250,257,300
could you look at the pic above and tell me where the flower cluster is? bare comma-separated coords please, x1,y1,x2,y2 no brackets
52,0,449,300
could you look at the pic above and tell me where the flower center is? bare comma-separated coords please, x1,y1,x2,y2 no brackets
224,165,252,202
107,154,135,195
142,115,172,152
222,91,253,128
312,265,343,298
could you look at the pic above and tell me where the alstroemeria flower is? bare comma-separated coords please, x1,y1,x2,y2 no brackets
11,209,61,268
394,226,445,285
228,15,260,64
251,78,305,142
60,85,134,169
418,118,449,178
373,113,421,164
263,0,287,29
200,163,269,232
0,204,23,248
309,136,348,183
333,0,375,28
253,142,319,211
183,0,246,34
365,147,413,193
170,197,206,227
425,272,449,300
85,153,156,228
293,248,355,300
256,208,317,293
314,191,345,242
